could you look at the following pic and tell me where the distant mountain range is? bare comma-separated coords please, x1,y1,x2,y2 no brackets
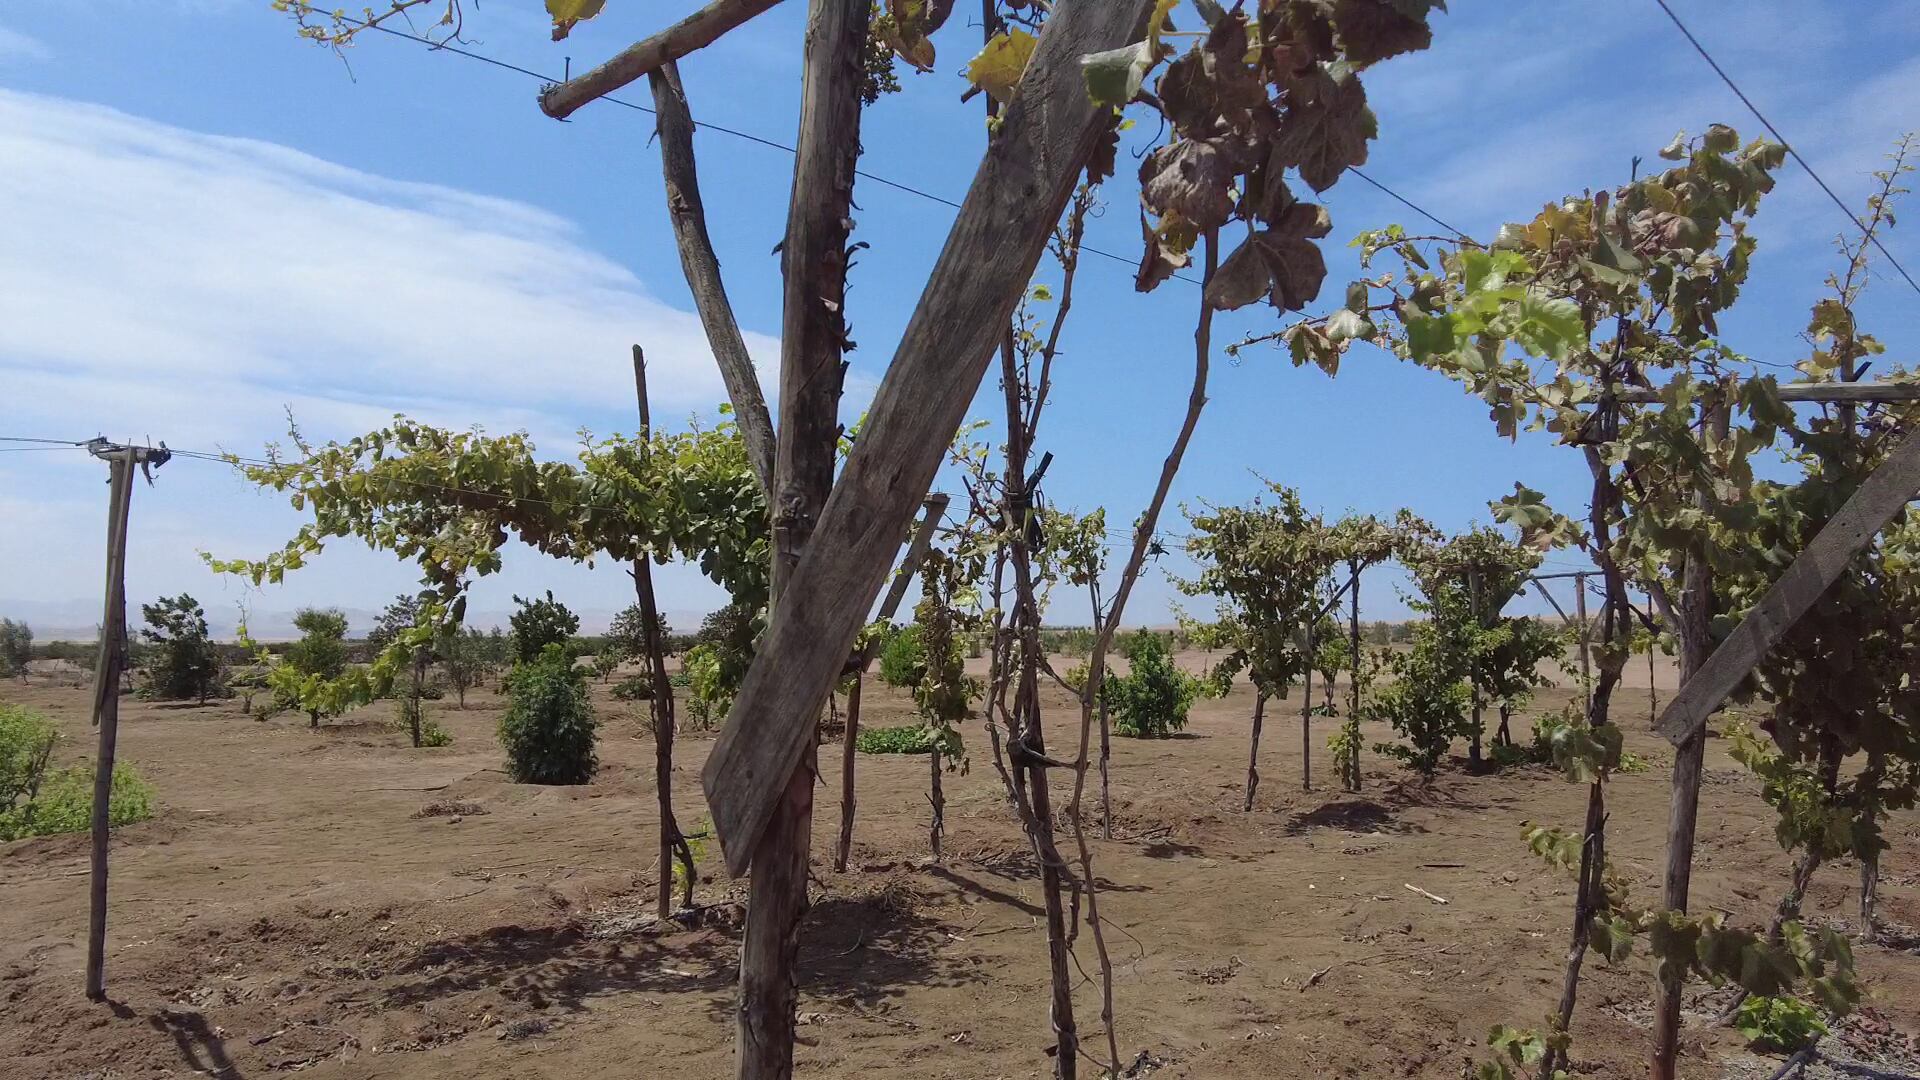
0,598,714,642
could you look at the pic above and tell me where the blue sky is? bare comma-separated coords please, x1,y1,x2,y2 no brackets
3,1,1919,637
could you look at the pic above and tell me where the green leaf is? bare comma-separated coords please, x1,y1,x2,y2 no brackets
1082,40,1154,108
1325,308,1376,342
1404,312,1455,360
1512,290,1585,360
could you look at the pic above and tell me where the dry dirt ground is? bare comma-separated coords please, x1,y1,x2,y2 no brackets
3,653,1917,1080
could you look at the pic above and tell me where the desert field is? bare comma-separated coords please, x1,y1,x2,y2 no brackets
2,654,1916,1080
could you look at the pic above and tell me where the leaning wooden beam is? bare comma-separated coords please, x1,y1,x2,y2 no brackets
1651,424,1920,746
1613,381,1920,404
702,0,1158,875
646,61,777,496
539,0,785,120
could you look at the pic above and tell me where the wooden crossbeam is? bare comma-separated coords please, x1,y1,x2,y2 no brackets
1652,425,1920,744
539,0,785,120
1613,381,1920,404
700,0,1159,876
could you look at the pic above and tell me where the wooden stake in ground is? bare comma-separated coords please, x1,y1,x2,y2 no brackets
85,445,138,1002
1347,558,1362,792
734,1,868,1074
633,347,696,920
833,496,948,873
1301,620,1314,791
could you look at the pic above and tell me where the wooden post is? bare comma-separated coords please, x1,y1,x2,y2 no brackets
736,1,869,1074
1300,620,1313,791
834,672,861,873
1468,569,1483,771
1574,572,1591,720
633,347,691,922
1348,559,1362,792
1244,692,1266,812
85,447,135,1002
701,0,1160,874
1651,402,1728,1080
832,496,946,874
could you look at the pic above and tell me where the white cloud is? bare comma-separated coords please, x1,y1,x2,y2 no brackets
0,89,779,455
0,26,50,65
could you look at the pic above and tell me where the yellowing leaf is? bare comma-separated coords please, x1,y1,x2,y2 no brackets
546,0,605,41
967,28,1037,104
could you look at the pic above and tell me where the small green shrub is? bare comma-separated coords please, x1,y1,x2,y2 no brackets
418,718,453,747
683,644,729,729
611,673,655,701
1734,995,1828,1052
856,724,935,755
1107,632,1197,738
1,704,155,840
498,645,597,784
877,625,926,689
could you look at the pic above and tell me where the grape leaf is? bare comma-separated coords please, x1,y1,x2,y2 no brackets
967,29,1038,104
1082,40,1155,108
1330,0,1436,66
546,0,606,41
1272,62,1377,192
1141,139,1236,231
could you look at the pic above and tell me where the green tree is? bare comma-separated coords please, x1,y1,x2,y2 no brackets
877,624,927,689
438,625,494,708
282,608,350,727
499,643,598,784
509,590,579,666
0,618,30,681
137,594,223,703
1107,631,1197,739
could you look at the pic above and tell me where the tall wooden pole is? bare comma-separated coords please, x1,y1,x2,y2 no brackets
737,0,869,1074
1348,559,1362,792
85,448,135,1002
1468,569,1484,771
633,347,691,922
1651,402,1729,1080
1300,619,1314,791
1573,572,1591,719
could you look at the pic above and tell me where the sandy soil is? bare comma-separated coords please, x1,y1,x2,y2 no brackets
2,654,1915,1080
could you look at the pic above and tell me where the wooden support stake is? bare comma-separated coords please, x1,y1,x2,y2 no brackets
1652,424,1920,745
1301,620,1313,791
834,495,948,873
1347,559,1362,792
540,0,785,120
633,347,693,921
85,448,135,1002
1573,572,1591,720
736,2,868,1075
702,0,1159,875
